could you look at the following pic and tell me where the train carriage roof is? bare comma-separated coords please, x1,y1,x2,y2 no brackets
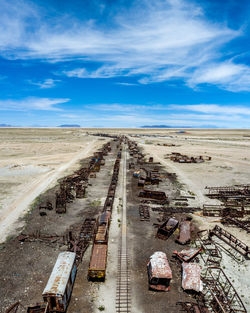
42,252,76,297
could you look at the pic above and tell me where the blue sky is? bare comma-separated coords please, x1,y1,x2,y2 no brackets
1,0,250,128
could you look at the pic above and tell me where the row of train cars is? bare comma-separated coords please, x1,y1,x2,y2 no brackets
26,141,123,313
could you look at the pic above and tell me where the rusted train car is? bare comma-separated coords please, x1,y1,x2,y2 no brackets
42,252,77,312
88,244,108,281
147,251,172,291
88,144,122,282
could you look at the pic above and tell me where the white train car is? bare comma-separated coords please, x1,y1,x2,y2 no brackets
42,252,77,312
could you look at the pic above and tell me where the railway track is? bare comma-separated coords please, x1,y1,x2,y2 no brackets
116,144,131,313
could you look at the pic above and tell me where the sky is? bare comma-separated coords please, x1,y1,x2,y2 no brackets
0,0,250,128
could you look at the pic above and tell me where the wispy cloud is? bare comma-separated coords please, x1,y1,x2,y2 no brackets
28,78,60,89
1,0,249,91
0,97,69,111
54,102,250,128
171,104,250,115
116,82,138,86
187,62,250,92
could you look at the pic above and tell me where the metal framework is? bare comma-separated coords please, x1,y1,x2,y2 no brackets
209,225,250,259
202,267,247,313
196,230,222,265
222,217,250,233
138,205,150,221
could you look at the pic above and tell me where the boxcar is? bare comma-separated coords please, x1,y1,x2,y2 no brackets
88,244,107,281
42,252,77,312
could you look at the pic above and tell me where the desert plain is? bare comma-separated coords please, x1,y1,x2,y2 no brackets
0,128,249,313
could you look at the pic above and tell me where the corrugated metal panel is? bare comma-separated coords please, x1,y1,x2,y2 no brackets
182,263,203,292
149,252,172,279
42,252,76,296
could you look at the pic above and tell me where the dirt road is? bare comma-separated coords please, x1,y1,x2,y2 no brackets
0,139,98,243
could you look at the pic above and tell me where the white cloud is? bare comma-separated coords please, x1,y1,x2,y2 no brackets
28,78,60,89
1,0,248,91
171,104,250,115
187,62,250,91
0,97,69,111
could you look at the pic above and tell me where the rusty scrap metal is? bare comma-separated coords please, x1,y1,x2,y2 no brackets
27,303,49,313
176,220,191,245
196,230,222,265
139,189,167,200
182,263,203,293
138,205,150,221
5,302,20,313
173,248,201,263
68,218,97,266
147,251,172,291
203,204,248,218
221,217,250,233
156,218,178,240
205,185,250,203
209,225,250,259
17,232,64,245
202,267,247,313
152,206,198,213
177,301,209,313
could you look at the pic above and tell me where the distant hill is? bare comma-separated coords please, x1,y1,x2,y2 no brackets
141,125,193,128
141,125,172,128
0,123,13,127
141,125,218,129
57,124,81,128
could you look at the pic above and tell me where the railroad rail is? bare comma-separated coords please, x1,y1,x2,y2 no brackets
116,145,131,313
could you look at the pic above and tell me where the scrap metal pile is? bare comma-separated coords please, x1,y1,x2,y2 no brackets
205,184,250,204
165,152,211,163
202,267,247,313
55,142,112,214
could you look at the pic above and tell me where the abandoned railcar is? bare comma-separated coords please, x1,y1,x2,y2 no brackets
42,252,77,312
88,244,107,281
147,251,172,291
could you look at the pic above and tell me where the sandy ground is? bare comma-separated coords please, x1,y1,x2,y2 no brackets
0,128,107,243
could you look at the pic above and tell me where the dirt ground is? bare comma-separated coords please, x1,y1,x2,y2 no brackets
0,139,118,312
130,131,250,311
0,128,107,243
0,128,249,313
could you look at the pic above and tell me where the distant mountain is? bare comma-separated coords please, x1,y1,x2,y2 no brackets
141,125,193,128
0,123,13,127
141,125,172,128
57,124,81,128
141,125,218,129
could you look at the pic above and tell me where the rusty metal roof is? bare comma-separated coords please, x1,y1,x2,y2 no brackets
89,244,107,270
149,252,172,279
182,263,203,292
177,220,191,244
42,252,76,296
173,248,201,262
